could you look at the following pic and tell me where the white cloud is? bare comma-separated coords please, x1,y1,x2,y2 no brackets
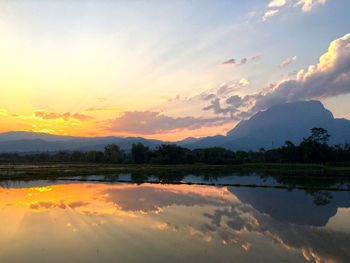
239,78,250,86
252,33,350,111
295,0,327,12
268,0,287,8
203,34,350,119
279,56,297,68
262,9,279,21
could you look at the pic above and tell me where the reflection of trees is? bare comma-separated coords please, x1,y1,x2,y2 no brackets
256,171,350,189
130,173,148,185
253,173,350,206
308,191,333,206
155,173,185,183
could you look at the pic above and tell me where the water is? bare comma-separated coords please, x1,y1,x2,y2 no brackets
0,176,349,263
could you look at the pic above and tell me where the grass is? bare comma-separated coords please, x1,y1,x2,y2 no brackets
242,162,350,176
1,163,350,192
0,162,350,181
0,163,232,180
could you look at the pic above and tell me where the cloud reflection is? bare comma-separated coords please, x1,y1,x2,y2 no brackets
0,182,349,263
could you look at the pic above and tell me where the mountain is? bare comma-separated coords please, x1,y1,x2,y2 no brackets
0,131,79,142
183,100,350,150
1,100,350,152
0,133,166,153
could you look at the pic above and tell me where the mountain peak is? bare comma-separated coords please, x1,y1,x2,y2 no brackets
227,100,333,137
223,100,350,150
263,100,333,119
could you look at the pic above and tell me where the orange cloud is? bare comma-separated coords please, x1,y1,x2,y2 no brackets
72,113,93,121
34,111,92,122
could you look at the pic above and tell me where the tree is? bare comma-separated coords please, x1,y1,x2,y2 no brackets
85,151,97,162
104,144,123,163
309,127,330,144
298,128,332,164
131,143,150,163
280,140,298,163
71,151,84,162
153,144,189,164
56,151,70,162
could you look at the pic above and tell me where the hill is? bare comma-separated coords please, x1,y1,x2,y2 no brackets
1,100,349,152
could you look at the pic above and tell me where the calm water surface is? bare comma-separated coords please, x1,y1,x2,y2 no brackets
0,177,349,263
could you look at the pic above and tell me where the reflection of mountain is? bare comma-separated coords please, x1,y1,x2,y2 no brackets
2,181,349,263
228,187,350,226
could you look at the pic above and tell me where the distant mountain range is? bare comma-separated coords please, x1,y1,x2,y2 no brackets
1,100,350,153
0,133,165,153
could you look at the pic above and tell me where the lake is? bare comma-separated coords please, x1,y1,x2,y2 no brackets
0,173,349,263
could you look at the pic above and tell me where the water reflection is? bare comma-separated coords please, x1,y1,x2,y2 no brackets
0,182,349,263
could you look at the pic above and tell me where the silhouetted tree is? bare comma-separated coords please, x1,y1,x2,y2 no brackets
1,126,349,165
131,143,150,163
104,144,123,163
309,127,330,144
298,128,332,164
71,151,84,162
153,144,190,164
56,151,70,162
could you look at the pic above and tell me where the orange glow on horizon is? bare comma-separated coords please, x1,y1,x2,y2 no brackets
0,109,237,141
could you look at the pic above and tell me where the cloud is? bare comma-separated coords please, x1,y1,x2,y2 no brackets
217,84,239,95
262,0,327,22
240,58,247,65
85,107,124,113
202,94,217,101
35,111,61,120
29,200,66,210
279,56,297,68
202,98,239,118
199,78,251,118
251,33,350,111
268,0,287,7
68,201,90,208
103,185,233,213
295,0,327,12
262,9,279,21
34,111,92,121
203,34,350,120
152,223,170,230
72,113,93,121
226,95,244,108
61,112,71,121
251,55,261,62
222,58,236,65
221,58,248,66
107,111,229,134
239,78,250,86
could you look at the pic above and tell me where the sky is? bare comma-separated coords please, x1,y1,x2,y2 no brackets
0,0,349,141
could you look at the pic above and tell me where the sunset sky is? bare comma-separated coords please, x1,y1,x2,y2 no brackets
0,0,350,141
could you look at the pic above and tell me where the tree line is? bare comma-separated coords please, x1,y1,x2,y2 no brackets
0,128,349,165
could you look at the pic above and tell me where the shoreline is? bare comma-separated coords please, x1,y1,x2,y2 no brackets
0,162,350,180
